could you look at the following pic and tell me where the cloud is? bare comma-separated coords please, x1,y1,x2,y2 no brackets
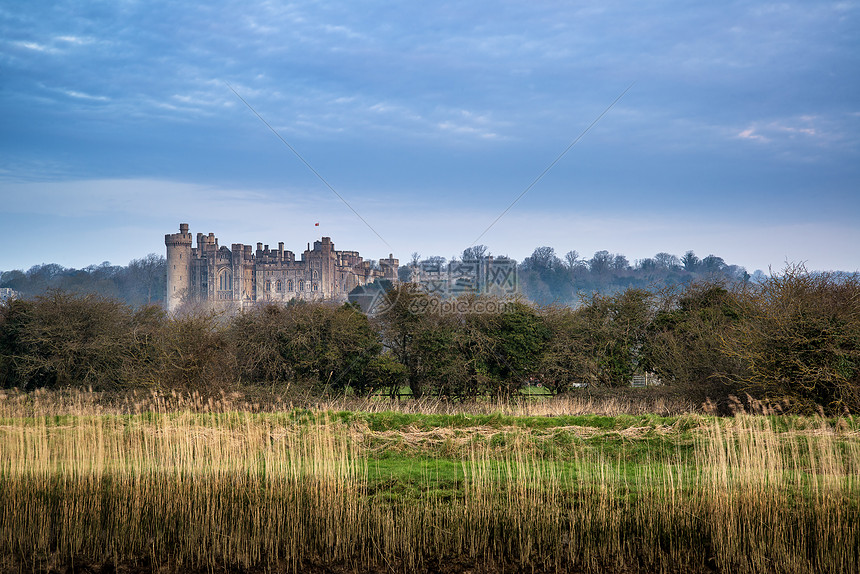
12,40,58,54
734,115,852,148
10,35,97,56
321,24,366,41
55,35,94,45
437,120,499,140
737,128,769,142
62,89,109,102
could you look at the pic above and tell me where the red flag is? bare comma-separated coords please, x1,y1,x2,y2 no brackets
314,222,319,226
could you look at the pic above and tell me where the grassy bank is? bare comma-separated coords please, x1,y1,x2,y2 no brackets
0,391,858,573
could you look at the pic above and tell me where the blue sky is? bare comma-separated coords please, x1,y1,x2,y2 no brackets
1,0,858,273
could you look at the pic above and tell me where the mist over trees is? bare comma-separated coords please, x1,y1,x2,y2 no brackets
400,246,753,306
0,254,166,308
516,247,752,305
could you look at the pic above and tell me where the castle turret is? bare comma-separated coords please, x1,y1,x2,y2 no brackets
165,223,193,312
380,253,399,282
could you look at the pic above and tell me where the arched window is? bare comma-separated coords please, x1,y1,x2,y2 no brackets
298,280,304,292
313,283,318,291
219,270,232,291
276,280,282,292
287,279,293,291
265,280,271,291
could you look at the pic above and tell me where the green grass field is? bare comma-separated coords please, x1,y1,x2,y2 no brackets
1,390,858,573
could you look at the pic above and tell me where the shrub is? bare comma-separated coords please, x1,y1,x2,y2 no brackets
643,283,748,409
0,291,136,390
154,306,237,391
575,289,654,387
232,301,382,394
726,265,860,413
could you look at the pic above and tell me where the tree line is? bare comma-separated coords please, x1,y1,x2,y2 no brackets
437,246,752,305
0,254,166,308
1,264,857,414
0,247,751,309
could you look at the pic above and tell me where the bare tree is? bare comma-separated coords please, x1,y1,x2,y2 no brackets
612,254,630,271
589,250,612,275
462,244,489,261
654,252,680,269
564,250,582,270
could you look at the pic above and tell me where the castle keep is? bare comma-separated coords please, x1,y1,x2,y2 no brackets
165,223,398,312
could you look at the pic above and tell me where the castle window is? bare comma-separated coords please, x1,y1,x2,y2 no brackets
265,280,271,291
299,280,304,292
313,270,318,279
219,270,232,291
276,280,282,292
313,283,318,291
287,279,293,291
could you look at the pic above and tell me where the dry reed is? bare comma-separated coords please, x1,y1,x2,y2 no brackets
0,387,697,418
0,390,857,573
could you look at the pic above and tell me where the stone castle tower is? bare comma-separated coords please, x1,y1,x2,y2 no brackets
164,223,193,313
165,223,397,313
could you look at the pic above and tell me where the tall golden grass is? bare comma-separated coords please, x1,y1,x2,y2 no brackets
0,386,697,418
0,390,857,573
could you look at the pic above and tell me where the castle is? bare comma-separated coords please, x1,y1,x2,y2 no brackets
165,223,398,312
